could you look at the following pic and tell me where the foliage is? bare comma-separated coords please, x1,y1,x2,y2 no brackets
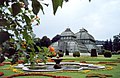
39,36,52,48
52,0,63,15
109,39,113,52
104,50,112,58
47,52,56,58
51,35,61,43
0,0,67,65
0,0,41,65
103,34,120,52
47,49,57,58
113,35,120,52
103,39,113,52
73,52,80,57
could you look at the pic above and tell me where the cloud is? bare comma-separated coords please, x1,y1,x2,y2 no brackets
33,0,120,40
78,0,120,40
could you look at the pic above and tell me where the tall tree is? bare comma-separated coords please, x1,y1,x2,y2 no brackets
113,35,120,52
103,39,109,50
108,39,113,52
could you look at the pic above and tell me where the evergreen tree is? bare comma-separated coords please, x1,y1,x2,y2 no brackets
113,35,120,52
108,39,113,52
103,39,109,50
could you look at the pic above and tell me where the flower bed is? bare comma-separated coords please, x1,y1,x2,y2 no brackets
0,72,4,76
0,63,4,66
86,73,112,78
3,72,71,78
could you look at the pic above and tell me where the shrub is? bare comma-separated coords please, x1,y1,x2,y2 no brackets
91,49,97,57
48,51,57,58
104,50,112,58
73,52,80,57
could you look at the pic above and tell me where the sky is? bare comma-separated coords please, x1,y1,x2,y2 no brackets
33,0,120,41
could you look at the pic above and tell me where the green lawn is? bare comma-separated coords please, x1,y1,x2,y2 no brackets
0,55,120,78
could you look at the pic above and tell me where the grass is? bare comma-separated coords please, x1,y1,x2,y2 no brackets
63,55,119,62
0,55,120,78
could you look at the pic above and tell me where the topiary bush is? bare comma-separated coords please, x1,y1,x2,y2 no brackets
104,50,112,58
73,52,80,57
91,49,97,57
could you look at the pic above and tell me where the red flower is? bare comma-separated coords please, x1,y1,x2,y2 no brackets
0,72,4,76
53,76,71,78
2,72,71,78
0,63,4,66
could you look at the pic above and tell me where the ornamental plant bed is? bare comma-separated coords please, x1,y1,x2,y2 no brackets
86,73,112,78
97,62,117,64
1,55,120,78
105,63,117,66
96,62,118,66
3,72,71,78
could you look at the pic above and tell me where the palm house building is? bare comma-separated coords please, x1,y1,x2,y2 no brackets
52,28,98,55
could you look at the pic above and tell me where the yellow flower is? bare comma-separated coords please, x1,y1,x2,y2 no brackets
18,71,24,74
12,69,18,73
106,66,113,70
82,70,91,73
10,64,17,67
12,68,24,73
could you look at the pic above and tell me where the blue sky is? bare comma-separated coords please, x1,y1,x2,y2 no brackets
33,0,120,40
